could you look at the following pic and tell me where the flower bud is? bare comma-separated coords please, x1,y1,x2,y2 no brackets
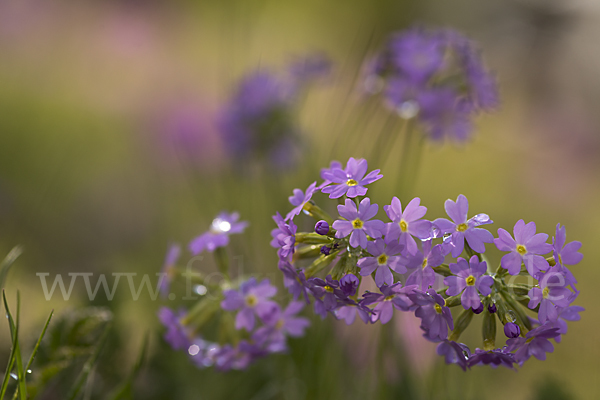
487,303,497,314
320,245,331,255
340,274,359,297
472,303,484,314
315,220,330,235
503,322,520,338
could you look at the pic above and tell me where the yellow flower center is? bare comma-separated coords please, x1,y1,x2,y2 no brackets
399,220,408,232
457,223,468,232
377,254,388,265
324,285,334,293
347,179,358,186
384,295,395,301
466,275,476,286
422,258,428,269
517,245,527,255
558,254,563,265
434,304,442,314
542,287,550,299
352,219,364,229
275,319,285,330
245,294,258,307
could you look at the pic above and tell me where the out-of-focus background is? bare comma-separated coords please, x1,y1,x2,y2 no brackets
1,0,599,398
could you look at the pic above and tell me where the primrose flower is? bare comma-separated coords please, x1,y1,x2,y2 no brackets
528,269,574,323
321,157,383,199
333,198,385,249
221,278,278,331
410,290,454,342
444,256,493,311
252,301,310,352
434,194,494,257
278,260,310,303
437,340,471,371
365,26,498,142
546,303,584,343
285,181,317,221
219,70,302,168
403,240,445,291
158,307,192,350
189,212,248,255
271,212,297,260
494,219,552,276
468,348,515,369
552,223,582,289
361,283,416,324
506,324,560,365
384,196,433,255
357,238,405,287
309,275,347,311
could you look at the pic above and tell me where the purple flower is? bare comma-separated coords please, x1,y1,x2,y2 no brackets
321,157,383,199
447,29,499,111
357,238,405,287
552,223,582,289
318,160,343,189
417,88,474,142
335,304,372,325
221,278,278,331
503,322,520,339
506,324,560,365
444,256,493,311
410,290,454,342
333,198,386,249
159,243,181,298
362,283,416,324
315,220,330,235
437,340,471,371
468,348,515,369
158,307,191,350
528,269,574,323
278,260,310,303
218,70,301,168
494,219,552,277
271,212,297,260
384,197,433,255
309,275,345,311
189,212,248,255
434,195,494,257
285,181,317,221
252,301,310,353
389,27,445,83
546,303,584,343
403,240,445,291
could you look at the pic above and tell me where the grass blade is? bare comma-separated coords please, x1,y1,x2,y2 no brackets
105,331,149,400
66,321,112,400
0,247,23,291
1,291,26,400
0,291,19,400
25,310,54,373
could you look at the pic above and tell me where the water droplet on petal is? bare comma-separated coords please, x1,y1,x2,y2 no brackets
468,213,493,226
194,285,207,296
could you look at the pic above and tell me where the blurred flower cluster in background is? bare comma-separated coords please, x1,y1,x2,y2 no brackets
1,0,599,398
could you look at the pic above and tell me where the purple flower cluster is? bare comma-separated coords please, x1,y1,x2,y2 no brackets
273,157,584,370
364,26,498,142
158,277,310,372
219,55,330,169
